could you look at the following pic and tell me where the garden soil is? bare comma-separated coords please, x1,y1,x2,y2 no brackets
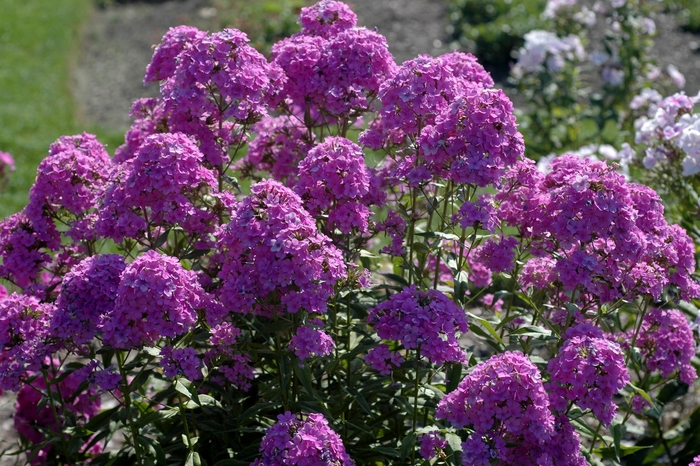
1,0,700,462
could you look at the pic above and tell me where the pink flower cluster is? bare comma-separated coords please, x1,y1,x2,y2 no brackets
547,330,630,426
97,133,219,243
296,137,383,234
418,430,447,460
101,250,206,349
635,308,697,384
497,155,700,303
0,294,54,391
297,0,357,38
206,322,254,392
218,180,346,316
436,351,586,465
366,285,469,366
252,411,354,466
52,254,126,346
289,320,335,360
364,343,405,375
160,345,203,381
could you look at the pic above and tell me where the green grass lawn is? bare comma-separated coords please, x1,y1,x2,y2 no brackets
0,0,122,218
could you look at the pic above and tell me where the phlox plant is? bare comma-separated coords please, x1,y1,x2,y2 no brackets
1,1,700,465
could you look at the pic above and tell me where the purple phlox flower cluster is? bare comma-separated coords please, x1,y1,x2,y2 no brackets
634,91,700,173
0,294,54,391
144,25,208,83
496,155,700,303
206,321,254,391
456,194,498,232
87,363,122,392
520,257,557,290
26,133,112,242
97,133,219,243
160,345,204,381
160,27,286,125
15,364,102,465
272,23,396,119
376,209,406,256
418,429,447,460
289,322,335,361
114,98,168,164
690,455,700,466
366,285,468,366
360,52,493,149
467,252,493,288
101,250,205,349
538,143,635,178
436,351,586,466
298,0,357,38
252,411,354,466
52,254,126,346
0,211,60,288
238,116,314,184
630,88,664,112
470,236,519,275
295,137,384,234
512,30,585,77
547,333,629,426
417,86,524,187
218,179,346,317
364,343,404,375
635,308,697,384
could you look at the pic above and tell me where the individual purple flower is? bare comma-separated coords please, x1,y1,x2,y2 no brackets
296,137,383,234
547,334,629,426
418,429,447,460
289,324,335,360
297,0,357,38
252,411,354,466
218,180,346,317
15,364,102,465
0,211,60,288
635,308,697,384
367,285,469,366
101,250,206,349
418,86,524,186
238,115,315,184
0,294,54,391
97,133,220,242
52,254,126,346
162,28,285,125
144,25,208,83
437,352,585,465
364,343,405,375
160,345,203,381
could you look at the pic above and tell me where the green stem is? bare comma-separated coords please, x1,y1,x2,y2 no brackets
176,379,196,456
117,351,145,465
41,368,71,461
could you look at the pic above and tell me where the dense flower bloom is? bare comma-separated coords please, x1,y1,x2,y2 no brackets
418,86,524,186
547,334,629,426
15,364,101,465
252,411,354,465
418,430,447,460
0,211,60,288
101,250,206,349
362,52,493,148
114,98,167,163
144,25,208,83
0,294,54,391
470,236,519,274
52,254,126,346
296,137,383,234
297,0,357,38
456,194,498,232
635,308,697,384
512,30,585,76
437,351,585,465
367,285,469,366
238,116,315,184
289,324,335,360
496,155,700,303
218,180,346,317
364,343,405,375
161,28,286,125
160,345,203,381
97,133,219,242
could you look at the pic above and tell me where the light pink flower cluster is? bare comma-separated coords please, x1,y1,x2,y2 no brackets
218,180,346,316
367,285,469,366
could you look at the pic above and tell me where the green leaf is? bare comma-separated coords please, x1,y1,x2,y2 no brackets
467,312,505,347
399,433,417,462
611,422,626,461
593,445,651,460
